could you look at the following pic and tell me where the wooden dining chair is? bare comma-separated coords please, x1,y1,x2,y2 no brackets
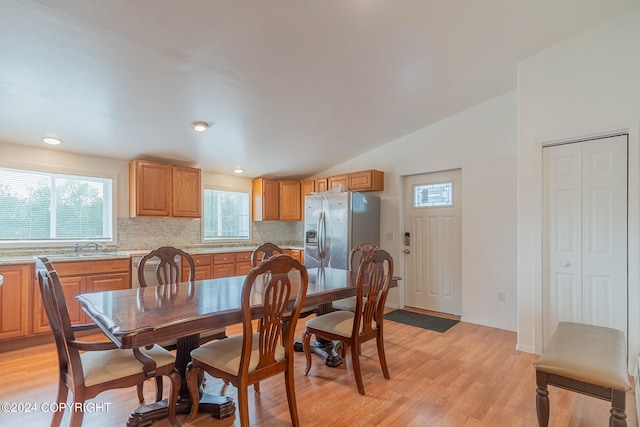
137,246,227,399
35,256,180,427
186,254,308,426
250,242,285,267
331,242,379,312
302,249,393,395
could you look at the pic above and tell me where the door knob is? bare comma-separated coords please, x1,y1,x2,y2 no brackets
403,249,411,254
562,261,571,267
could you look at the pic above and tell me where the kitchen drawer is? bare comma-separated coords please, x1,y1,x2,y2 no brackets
235,251,252,263
53,259,129,276
191,254,212,266
213,253,234,264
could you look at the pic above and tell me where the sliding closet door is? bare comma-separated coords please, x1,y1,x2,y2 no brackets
542,134,628,347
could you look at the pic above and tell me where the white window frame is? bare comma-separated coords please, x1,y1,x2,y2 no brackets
201,185,251,242
0,162,117,248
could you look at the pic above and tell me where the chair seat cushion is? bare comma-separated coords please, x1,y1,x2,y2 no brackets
534,322,631,391
81,344,175,387
306,310,355,338
190,332,285,376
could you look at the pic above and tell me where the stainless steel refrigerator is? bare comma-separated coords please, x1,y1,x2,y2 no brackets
304,191,380,269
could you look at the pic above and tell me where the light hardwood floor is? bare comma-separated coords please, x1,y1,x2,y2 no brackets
0,314,636,427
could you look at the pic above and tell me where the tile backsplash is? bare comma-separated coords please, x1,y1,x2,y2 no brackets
0,218,303,258
117,217,304,250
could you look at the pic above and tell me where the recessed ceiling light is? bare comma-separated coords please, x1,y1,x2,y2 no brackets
191,121,210,132
42,137,62,145
233,168,244,174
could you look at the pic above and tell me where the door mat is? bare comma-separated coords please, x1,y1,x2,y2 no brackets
383,310,459,333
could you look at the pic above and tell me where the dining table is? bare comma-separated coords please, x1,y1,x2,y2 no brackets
76,266,399,426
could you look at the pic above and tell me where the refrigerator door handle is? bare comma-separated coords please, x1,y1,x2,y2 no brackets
318,212,325,265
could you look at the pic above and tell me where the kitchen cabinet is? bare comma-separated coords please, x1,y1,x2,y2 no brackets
279,180,302,221
302,179,315,197
213,253,235,278
316,178,329,193
33,259,130,333
235,251,253,276
183,254,213,281
329,174,349,191
252,178,279,221
0,264,30,340
172,165,202,217
285,249,304,264
129,159,201,218
325,170,384,192
253,178,303,221
348,169,384,192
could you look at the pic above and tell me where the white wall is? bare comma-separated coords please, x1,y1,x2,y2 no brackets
517,6,640,361
319,91,518,331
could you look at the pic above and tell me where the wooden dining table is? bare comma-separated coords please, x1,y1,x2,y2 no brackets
77,266,399,426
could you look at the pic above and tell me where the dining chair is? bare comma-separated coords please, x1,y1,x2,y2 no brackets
136,246,227,400
302,249,393,395
35,256,180,427
331,242,379,312
186,254,308,427
250,242,285,267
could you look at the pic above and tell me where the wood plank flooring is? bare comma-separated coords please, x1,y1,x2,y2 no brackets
0,315,636,426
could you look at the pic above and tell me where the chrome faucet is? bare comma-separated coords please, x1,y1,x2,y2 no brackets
74,242,100,253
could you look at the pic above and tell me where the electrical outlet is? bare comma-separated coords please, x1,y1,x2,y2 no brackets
498,291,506,302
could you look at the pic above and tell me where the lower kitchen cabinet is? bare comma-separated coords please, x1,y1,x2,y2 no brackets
235,251,253,276
183,254,213,281
213,253,235,278
0,264,30,341
285,249,304,263
33,259,130,333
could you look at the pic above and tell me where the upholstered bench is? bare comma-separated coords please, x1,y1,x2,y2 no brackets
534,322,632,427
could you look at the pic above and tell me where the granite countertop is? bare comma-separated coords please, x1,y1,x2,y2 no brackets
0,244,304,265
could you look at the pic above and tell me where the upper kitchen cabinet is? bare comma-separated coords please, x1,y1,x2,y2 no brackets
129,160,201,218
329,174,349,191
328,169,384,192
252,178,279,221
347,169,384,192
279,180,302,221
302,179,315,197
252,178,303,221
171,166,201,217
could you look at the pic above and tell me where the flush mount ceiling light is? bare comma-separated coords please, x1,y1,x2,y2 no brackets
191,121,210,132
42,137,62,145
233,167,244,174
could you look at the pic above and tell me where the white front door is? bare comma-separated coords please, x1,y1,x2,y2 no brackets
542,134,628,346
403,170,462,315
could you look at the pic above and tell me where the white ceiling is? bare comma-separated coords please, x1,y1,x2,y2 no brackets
1,0,638,178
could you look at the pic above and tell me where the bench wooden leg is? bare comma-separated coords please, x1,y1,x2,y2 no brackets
610,389,627,427
535,371,550,427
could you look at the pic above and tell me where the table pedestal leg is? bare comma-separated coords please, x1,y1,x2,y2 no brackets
126,334,235,426
293,303,344,367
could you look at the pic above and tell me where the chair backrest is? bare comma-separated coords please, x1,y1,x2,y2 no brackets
35,256,85,388
240,254,308,376
349,243,379,271
138,246,195,287
251,242,285,267
353,249,394,338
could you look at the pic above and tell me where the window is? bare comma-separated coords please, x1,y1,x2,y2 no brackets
414,182,454,207
203,188,250,240
0,167,114,243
